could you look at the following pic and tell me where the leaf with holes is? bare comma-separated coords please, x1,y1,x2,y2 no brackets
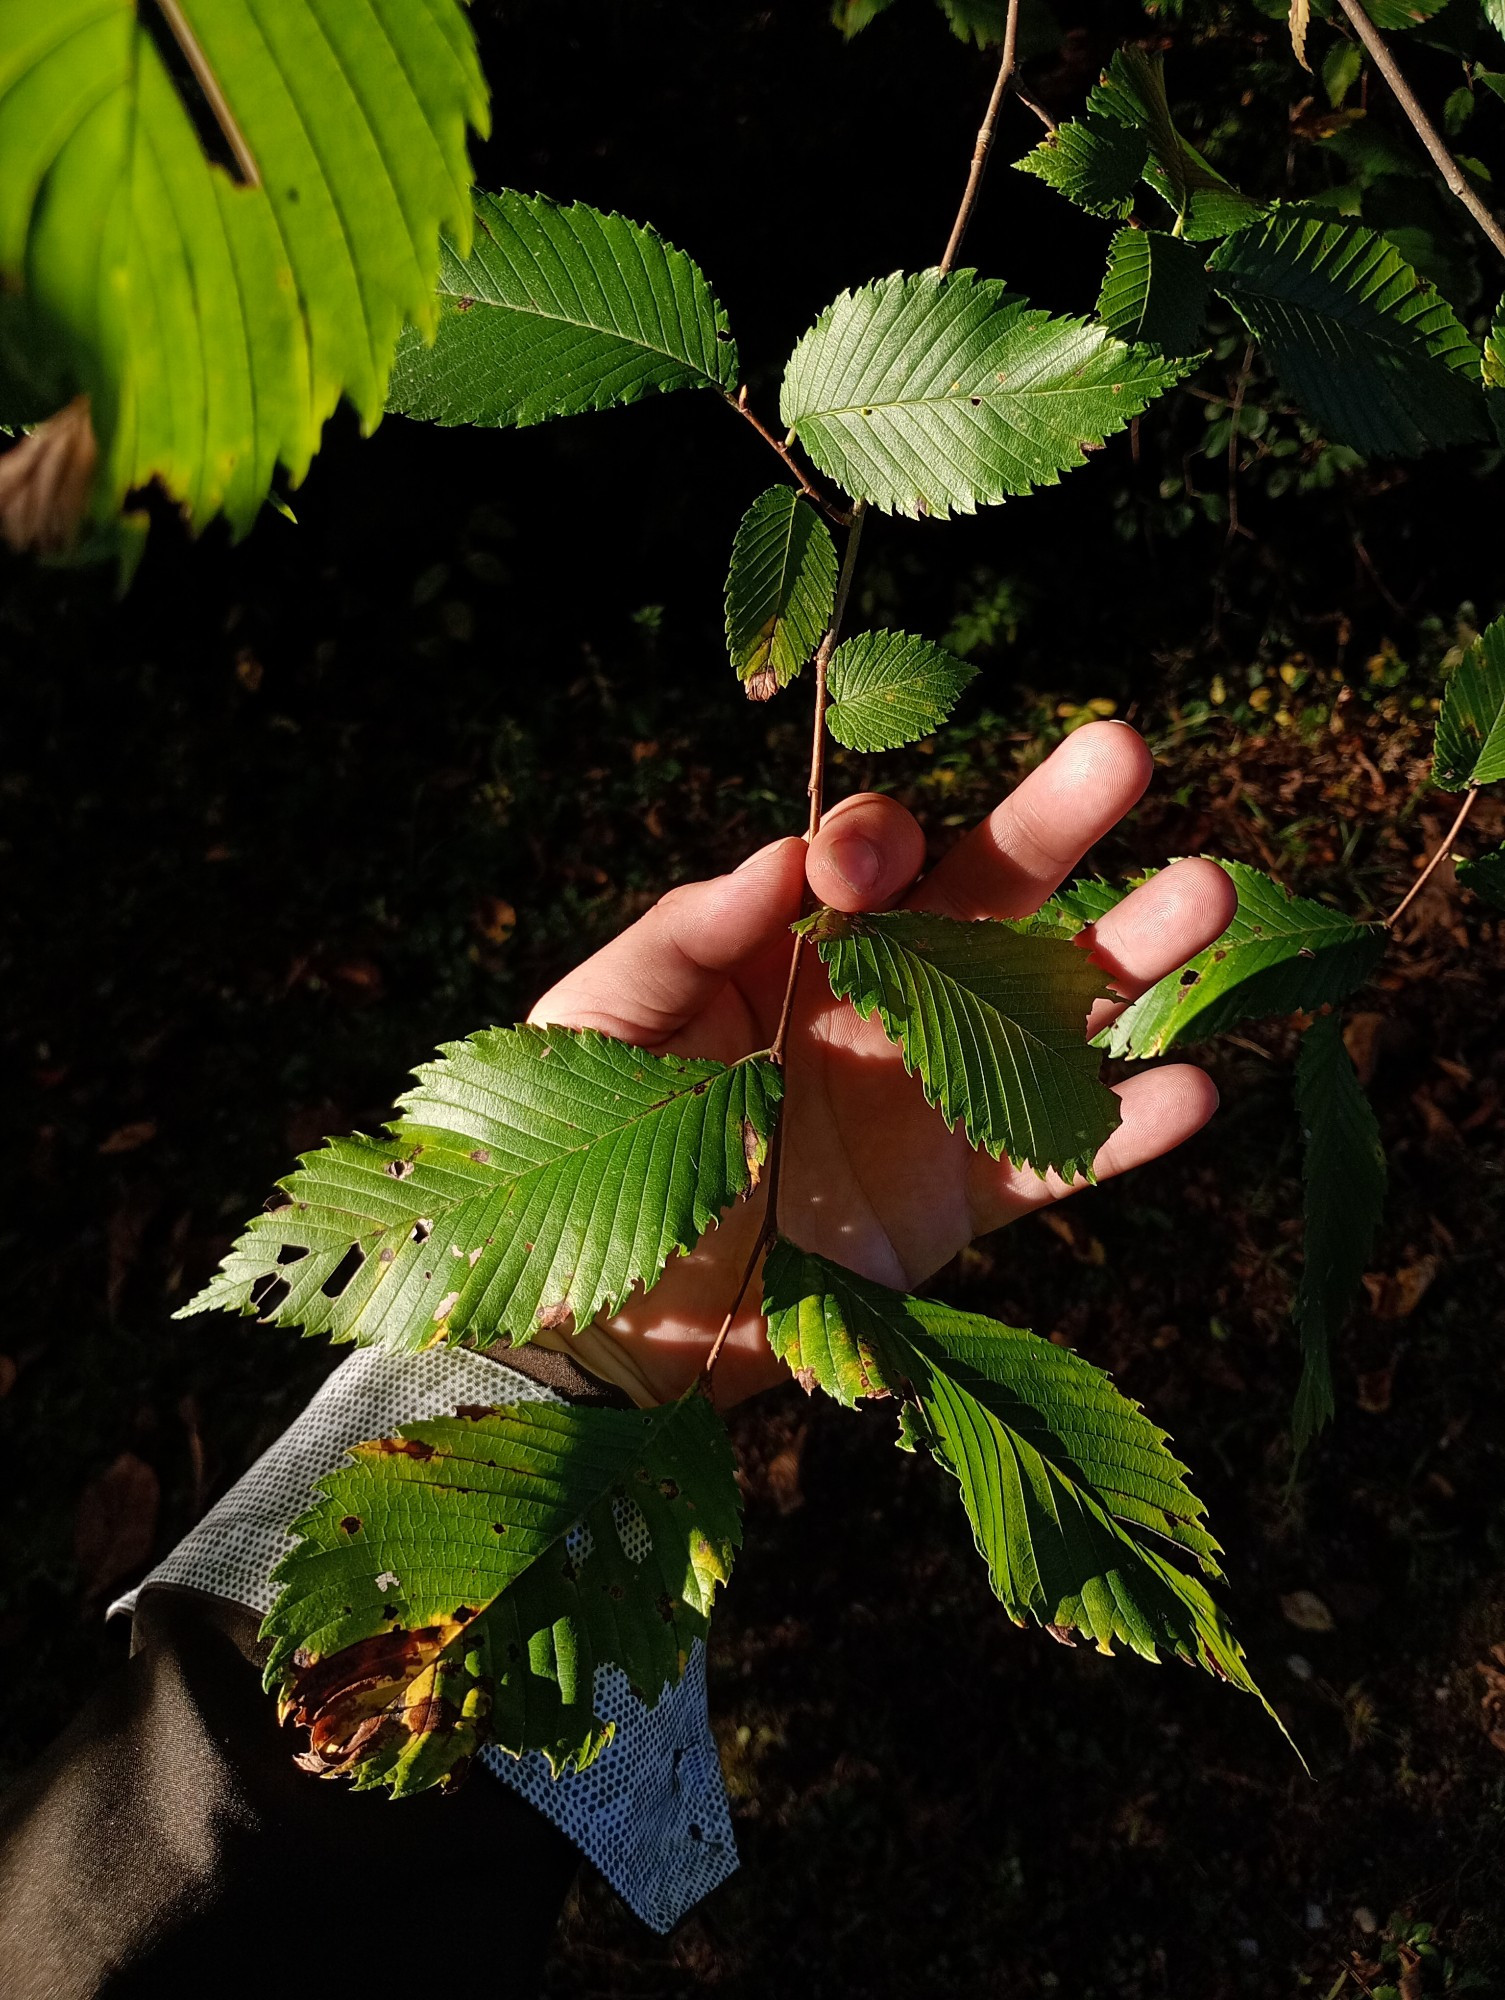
1457,844,1505,907
178,1026,781,1350
0,0,486,538
1292,1015,1386,1453
1434,616,1505,789
1097,229,1211,356
388,190,737,429
264,1392,740,1794
724,486,838,696
1208,212,1488,457
1101,861,1385,1058
780,270,1188,520
761,1244,1291,1742
798,906,1119,1179
825,629,978,750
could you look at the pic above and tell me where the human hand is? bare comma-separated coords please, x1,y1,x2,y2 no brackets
530,721,1236,1407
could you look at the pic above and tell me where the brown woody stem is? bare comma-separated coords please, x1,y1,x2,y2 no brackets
1385,786,1481,926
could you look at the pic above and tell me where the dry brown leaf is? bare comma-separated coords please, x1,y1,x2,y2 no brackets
1342,1011,1386,1086
98,1120,158,1156
1355,1364,1393,1415
0,396,98,553
1280,1589,1337,1632
0,1355,15,1399
1362,1257,1438,1320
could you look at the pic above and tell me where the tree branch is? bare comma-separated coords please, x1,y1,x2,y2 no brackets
725,390,852,524
940,0,1024,273
1385,786,1480,926
1333,0,1505,264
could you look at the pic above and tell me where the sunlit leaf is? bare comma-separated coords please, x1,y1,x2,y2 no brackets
724,486,837,695
799,905,1119,1179
264,1393,740,1794
780,270,1187,519
1434,615,1505,789
1101,861,1385,1058
0,0,487,536
180,1027,780,1350
825,628,978,750
389,190,737,429
1014,118,1148,220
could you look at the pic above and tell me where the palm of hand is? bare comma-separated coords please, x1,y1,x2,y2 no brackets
530,724,1236,1406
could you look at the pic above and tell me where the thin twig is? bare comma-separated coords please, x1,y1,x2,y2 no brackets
1333,0,1505,262
1013,81,1058,134
1386,786,1480,925
940,0,1023,272
1225,339,1255,544
154,0,261,185
698,1230,769,1386
725,391,851,524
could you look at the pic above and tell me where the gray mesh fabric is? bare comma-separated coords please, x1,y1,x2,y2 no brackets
109,1345,737,1932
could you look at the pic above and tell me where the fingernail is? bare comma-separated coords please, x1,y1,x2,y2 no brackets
826,834,882,895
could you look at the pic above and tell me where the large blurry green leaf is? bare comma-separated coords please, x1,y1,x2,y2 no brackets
180,1026,780,1350
799,906,1119,1179
780,270,1187,519
824,628,978,750
265,1394,740,1794
1434,616,1505,789
0,0,486,533
1291,1015,1385,1453
388,190,737,428
762,1244,1286,1733
1208,212,1487,457
724,486,837,694
1102,861,1385,1058
831,0,899,33
1097,228,1211,355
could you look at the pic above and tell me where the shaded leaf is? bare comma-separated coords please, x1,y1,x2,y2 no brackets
1292,1014,1386,1453
831,0,900,34
1014,117,1148,220
762,1245,1289,1740
1434,615,1505,789
265,1393,740,1794
0,0,487,536
180,1027,780,1351
1456,844,1505,908
724,487,837,694
780,270,1187,520
389,190,737,430
799,906,1119,1179
825,629,978,750
1101,860,1385,1058
1097,229,1211,355
1362,0,1451,25
937,0,1011,44
1208,211,1487,457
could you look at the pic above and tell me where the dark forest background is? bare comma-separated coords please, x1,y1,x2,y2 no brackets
4,3,1505,1993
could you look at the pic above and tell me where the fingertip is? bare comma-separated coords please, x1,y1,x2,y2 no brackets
1061,718,1153,798
807,793,926,912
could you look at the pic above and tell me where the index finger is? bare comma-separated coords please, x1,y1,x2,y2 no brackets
909,721,1153,921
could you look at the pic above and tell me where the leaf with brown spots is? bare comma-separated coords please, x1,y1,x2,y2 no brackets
264,1393,741,1795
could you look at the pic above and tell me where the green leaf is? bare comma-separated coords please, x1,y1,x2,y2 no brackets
832,0,899,34
1035,875,1133,931
388,190,738,430
937,0,1011,44
264,1392,740,1794
1434,616,1505,788
1291,1015,1385,1453
798,906,1119,1179
1490,0,1505,38
1361,0,1451,26
180,1026,781,1351
1014,118,1149,220
824,629,978,750
1093,49,1227,216
1101,860,1386,1058
723,486,837,696
762,1244,1288,1739
1456,843,1505,906
0,0,486,536
1207,211,1488,457
1177,187,1267,243
1097,229,1211,355
779,270,1188,520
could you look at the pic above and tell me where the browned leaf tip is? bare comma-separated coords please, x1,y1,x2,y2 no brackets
743,667,779,702
0,396,98,554
282,1615,486,1784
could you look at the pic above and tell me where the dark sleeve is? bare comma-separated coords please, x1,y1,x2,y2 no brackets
0,1592,583,1996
